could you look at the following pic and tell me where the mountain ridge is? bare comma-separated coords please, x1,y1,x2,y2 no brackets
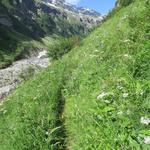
43,0,102,17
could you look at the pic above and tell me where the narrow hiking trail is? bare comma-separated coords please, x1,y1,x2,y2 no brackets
0,50,50,99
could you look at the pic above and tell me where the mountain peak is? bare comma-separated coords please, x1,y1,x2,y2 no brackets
43,0,102,18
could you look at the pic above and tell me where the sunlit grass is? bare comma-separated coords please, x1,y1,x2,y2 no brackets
0,0,149,149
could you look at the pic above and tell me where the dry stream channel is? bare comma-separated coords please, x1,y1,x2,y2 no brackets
0,50,50,100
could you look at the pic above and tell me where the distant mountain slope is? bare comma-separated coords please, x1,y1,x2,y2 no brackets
43,0,103,26
0,0,103,68
40,0,103,32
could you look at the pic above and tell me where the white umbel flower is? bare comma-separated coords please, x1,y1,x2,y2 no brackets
117,85,123,90
140,117,150,125
123,93,128,98
45,131,49,135
97,92,108,99
144,136,150,144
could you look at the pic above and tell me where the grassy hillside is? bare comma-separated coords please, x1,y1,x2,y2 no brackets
0,0,150,149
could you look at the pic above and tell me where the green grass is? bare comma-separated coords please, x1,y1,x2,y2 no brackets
0,59,75,149
48,36,81,60
0,0,150,149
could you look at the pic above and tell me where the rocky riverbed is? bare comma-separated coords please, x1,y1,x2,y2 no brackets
0,50,50,100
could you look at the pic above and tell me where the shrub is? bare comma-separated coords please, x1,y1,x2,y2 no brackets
48,36,81,60
117,0,134,7
133,42,150,80
0,51,4,61
19,66,36,81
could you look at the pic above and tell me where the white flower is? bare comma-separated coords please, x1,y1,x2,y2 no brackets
140,117,150,125
126,109,131,115
94,49,99,52
89,54,97,58
46,131,49,135
3,110,7,114
104,100,111,104
123,93,128,98
0,108,4,112
121,15,128,20
123,39,130,43
97,92,108,99
117,111,123,115
124,54,130,58
144,136,150,144
140,90,144,95
117,85,123,90
97,115,102,120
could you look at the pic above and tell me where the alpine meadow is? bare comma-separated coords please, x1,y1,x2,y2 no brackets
0,0,150,149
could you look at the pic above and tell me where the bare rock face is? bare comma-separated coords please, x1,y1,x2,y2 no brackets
42,0,103,29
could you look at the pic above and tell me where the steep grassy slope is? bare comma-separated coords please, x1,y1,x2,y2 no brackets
64,1,150,149
0,0,150,149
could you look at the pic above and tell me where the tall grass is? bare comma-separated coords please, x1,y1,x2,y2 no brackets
48,36,81,60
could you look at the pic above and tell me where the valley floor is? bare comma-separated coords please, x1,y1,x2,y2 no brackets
0,50,50,99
